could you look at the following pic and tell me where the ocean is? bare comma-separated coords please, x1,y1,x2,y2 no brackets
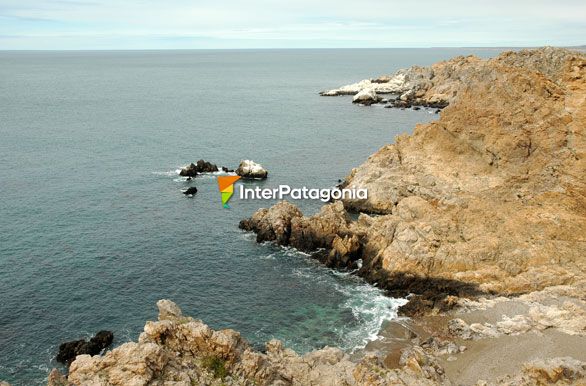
0,48,501,385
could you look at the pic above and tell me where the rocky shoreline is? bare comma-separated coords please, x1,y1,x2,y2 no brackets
8,47,584,385
239,47,586,384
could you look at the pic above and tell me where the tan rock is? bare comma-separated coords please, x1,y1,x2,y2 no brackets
52,300,456,385
247,48,586,305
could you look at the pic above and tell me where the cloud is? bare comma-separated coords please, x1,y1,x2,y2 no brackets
0,0,585,49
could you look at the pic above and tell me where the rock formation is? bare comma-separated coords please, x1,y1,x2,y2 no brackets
352,88,382,106
244,47,586,313
47,300,451,386
236,160,268,179
182,186,198,196
320,46,580,110
45,299,586,385
56,330,113,364
179,159,220,177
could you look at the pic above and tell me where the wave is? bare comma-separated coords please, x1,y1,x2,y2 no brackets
151,169,182,176
262,245,406,352
153,168,237,182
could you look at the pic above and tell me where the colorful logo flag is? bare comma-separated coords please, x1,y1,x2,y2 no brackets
217,176,241,208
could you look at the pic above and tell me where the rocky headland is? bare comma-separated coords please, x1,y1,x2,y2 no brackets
240,47,586,383
26,47,586,385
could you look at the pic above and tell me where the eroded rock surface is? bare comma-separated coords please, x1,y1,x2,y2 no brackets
48,300,451,386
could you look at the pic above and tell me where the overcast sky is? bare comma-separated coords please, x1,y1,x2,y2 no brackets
1,0,584,49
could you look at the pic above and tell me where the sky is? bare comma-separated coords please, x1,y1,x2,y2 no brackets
0,0,585,50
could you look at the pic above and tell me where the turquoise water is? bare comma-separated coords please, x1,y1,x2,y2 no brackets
0,48,501,385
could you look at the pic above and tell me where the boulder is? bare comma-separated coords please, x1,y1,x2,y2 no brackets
352,88,381,105
195,159,218,173
179,163,198,177
235,160,268,179
56,330,113,364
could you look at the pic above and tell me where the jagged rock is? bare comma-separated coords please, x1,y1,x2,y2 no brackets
322,50,577,112
239,201,302,244
179,159,219,177
244,48,586,323
182,186,198,196
54,300,446,386
289,202,352,254
179,163,199,177
56,330,113,364
236,160,268,179
47,369,70,386
337,48,586,295
353,353,447,385
489,357,586,385
447,299,586,340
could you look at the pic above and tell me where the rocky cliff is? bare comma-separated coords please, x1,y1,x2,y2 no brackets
245,47,586,306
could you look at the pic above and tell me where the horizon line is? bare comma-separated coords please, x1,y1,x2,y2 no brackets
1,44,585,52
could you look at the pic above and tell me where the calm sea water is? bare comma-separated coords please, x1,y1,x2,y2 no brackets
0,48,501,385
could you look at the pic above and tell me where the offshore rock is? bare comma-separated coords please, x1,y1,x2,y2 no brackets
179,159,219,177
182,186,198,196
236,160,268,179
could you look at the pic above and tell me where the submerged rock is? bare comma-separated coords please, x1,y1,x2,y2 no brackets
235,160,268,179
56,330,113,364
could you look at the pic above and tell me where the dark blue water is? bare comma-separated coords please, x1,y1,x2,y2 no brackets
0,48,501,385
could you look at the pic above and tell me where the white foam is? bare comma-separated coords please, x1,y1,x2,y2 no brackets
336,280,407,350
275,247,407,351
152,169,182,176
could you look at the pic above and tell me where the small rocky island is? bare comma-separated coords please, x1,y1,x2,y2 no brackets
37,47,586,385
